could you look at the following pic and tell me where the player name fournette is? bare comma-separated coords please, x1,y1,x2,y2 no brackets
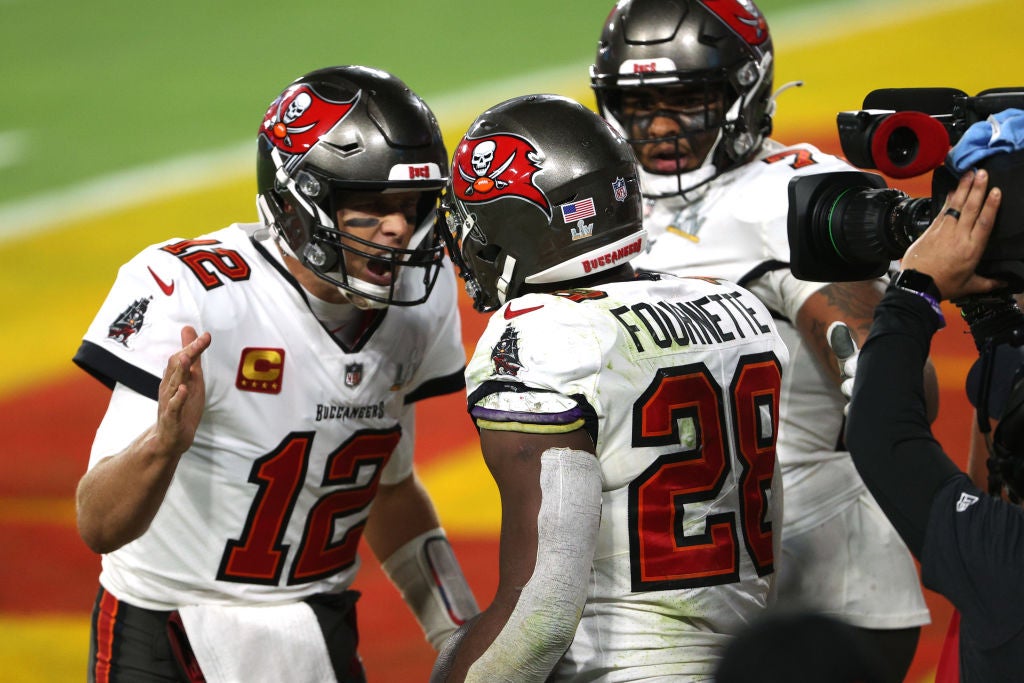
611,289,773,353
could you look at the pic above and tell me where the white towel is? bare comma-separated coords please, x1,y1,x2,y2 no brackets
178,602,337,683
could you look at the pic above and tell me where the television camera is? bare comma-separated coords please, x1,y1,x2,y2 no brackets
786,86,1024,500
787,86,1024,289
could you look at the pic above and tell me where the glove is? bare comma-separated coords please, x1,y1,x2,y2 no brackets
826,321,860,415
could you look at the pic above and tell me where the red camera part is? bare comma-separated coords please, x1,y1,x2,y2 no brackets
870,111,950,178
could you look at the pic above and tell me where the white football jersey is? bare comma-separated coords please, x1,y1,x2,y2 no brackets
75,223,465,610
632,144,929,632
466,275,789,680
634,141,875,475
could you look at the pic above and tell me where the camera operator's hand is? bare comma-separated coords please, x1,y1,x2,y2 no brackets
900,169,1005,301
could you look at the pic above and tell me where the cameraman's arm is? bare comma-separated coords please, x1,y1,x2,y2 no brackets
847,169,1004,556
797,280,940,422
846,290,961,557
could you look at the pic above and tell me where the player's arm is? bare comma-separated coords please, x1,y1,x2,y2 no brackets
76,326,211,554
363,467,480,651
433,427,601,683
797,279,940,422
363,401,478,651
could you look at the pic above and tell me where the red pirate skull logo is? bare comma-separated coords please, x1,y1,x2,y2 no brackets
701,0,769,47
452,134,550,217
260,84,357,155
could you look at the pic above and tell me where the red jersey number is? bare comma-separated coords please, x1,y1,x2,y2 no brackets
628,353,781,591
217,428,398,585
161,239,251,290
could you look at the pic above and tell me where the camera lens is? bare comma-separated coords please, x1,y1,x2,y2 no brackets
788,171,934,282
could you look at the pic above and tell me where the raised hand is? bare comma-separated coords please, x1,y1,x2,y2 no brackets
901,169,1005,300
155,325,212,457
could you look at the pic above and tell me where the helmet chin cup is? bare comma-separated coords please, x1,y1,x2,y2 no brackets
339,276,392,310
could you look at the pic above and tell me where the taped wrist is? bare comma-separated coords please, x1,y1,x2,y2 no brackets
380,528,479,650
466,447,602,683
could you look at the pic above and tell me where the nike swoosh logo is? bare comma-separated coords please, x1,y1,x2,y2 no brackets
148,266,175,296
503,303,544,320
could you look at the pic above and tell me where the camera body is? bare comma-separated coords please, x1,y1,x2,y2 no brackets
787,87,1024,291
788,87,1024,501
836,87,1024,178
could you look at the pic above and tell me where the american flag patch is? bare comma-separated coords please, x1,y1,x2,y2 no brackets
560,198,596,223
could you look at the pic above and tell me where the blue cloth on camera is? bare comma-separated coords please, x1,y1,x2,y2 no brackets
948,108,1024,173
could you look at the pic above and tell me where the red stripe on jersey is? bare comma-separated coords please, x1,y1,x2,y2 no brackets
94,588,120,682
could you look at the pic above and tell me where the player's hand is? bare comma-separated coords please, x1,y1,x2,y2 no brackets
901,169,1005,300
155,326,211,457
826,321,859,415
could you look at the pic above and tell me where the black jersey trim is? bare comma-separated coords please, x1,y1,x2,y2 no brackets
404,367,466,405
736,259,790,289
736,259,793,324
73,340,161,400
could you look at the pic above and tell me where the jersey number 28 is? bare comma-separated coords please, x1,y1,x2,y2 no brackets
628,353,781,591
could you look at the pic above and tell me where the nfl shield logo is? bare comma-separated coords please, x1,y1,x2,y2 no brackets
612,177,627,202
345,363,363,388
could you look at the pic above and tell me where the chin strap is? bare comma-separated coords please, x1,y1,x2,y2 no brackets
769,80,804,117
494,254,517,306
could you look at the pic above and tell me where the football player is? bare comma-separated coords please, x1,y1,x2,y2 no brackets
74,66,478,682
590,1,934,678
431,94,789,681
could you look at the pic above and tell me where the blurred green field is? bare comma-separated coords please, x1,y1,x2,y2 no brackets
0,0,867,209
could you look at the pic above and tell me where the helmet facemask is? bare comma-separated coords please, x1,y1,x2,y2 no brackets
602,76,727,184
259,149,445,309
590,0,775,199
438,188,501,312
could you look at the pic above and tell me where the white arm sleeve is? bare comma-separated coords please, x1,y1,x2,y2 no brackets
465,447,603,683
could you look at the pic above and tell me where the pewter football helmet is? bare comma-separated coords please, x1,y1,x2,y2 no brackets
256,66,448,306
441,94,645,312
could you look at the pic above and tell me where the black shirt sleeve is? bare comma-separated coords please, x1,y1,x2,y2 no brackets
73,339,160,399
845,287,962,556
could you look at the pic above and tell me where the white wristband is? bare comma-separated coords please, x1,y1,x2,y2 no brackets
380,528,479,651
